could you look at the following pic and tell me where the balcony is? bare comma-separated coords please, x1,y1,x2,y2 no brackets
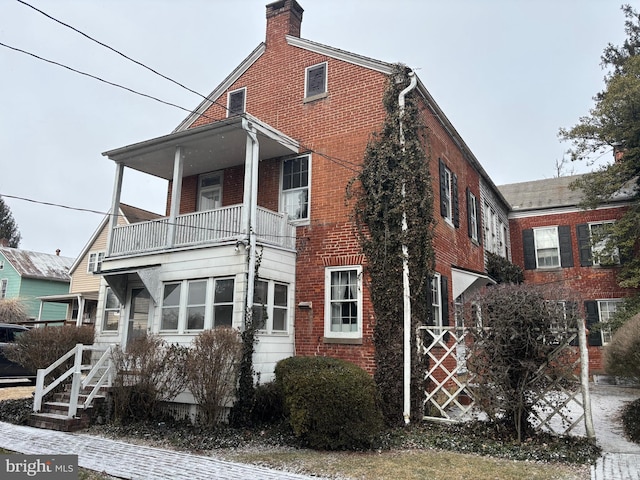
109,205,295,257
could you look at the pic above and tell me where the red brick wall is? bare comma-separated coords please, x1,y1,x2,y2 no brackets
174,7,491,373
509,206,635,372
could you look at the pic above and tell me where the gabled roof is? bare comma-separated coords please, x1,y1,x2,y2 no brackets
69,204,163,274
498,174,586,211
0,247,73,282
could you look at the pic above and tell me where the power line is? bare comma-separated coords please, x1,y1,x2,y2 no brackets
13,0,364,173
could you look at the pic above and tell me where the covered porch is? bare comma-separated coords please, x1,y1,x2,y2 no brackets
102,114,300,259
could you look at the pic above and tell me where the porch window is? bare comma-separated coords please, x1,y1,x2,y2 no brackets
102,287,120,332
198,172,223,211
325,266,362,339
87,251,105,274
186,280,207,330
281,155,309,221
305,62,327,98
161,283,181,331
213,278,234,328
252,279,289,333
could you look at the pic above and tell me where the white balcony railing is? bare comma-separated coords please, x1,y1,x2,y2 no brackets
109,204,295,256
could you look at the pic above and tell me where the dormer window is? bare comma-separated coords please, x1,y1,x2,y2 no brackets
305,62,327,99
227,87,246,117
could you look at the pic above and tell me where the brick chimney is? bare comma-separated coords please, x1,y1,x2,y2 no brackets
265,0,303,45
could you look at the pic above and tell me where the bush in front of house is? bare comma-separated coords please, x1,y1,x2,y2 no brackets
110,334,188,422
604,312,640,379
185,327,243,427
3,324,95,377
275,356,383,450
250,380,285,425
0,298,28,324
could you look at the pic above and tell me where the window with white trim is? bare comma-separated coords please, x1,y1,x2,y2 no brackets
442,167,452,221
499,222,508,258
590,222,620,266
325,266,362,339
469,193,478,242
160,278,235,332
227,87,246,117
598,300,620,344
534,227,560,268
431,273,442,327
252,279,289,333
281,155,309,221
102,287,121,331
305,62,327,98
0,279,7,299
87,251,105,274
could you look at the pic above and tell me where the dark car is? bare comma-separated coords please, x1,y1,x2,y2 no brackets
0,323,35,382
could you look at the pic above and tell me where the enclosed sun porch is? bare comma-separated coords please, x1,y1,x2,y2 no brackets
102,114,300,260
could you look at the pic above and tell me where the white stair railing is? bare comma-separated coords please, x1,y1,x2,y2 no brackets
33,344,114,418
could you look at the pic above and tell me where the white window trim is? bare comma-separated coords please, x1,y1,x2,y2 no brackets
160,277,236,333
431,272,442,328
197,171,224,211
324,265,363,340
304,62,328,99
87,251,105,274
443,166,453,224
254,279,290,334
534,226,560,269
597,299,621,345
589,221,620,266
226,87,246,117
101,286,121,332
280,154,311,224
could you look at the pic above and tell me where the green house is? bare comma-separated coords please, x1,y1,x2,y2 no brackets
0,246,73,323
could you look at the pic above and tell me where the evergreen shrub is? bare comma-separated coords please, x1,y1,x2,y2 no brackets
275,356,383,450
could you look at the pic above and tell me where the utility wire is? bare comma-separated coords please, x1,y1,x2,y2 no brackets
0,193,298,241
14,0,364,173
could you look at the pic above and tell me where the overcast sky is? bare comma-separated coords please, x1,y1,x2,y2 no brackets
0,0,627,258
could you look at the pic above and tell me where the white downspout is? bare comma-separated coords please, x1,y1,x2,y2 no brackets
399,71,417,424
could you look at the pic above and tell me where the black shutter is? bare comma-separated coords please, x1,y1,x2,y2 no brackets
452,174,460,228
559,225,574,268
576,224,593,267
441,275,449,327
441,275,450,343
439,158,447,218
584,300,602,346
466,187,473,238
523,229,536,270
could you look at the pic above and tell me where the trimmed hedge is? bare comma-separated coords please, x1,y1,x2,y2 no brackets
275,356,383,450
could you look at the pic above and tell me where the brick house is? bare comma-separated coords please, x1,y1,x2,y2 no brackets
499,174,637,374
93,0,508,401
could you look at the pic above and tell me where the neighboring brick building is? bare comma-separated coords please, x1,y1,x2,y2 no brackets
499,174,637,374
93,0,507,390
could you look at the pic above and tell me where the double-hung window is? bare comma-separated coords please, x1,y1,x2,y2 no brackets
439,158,458,227
325,266,362,339
534,227,560,268
186,280,207,330
597,300,620,345
161,283,182,331
198,172,223,211
305,62,327,99
281,155,310,222
213,278,234,328
102,287,121,332
431,273,442,328
87,251,105,274
0,279,7,299
467,190,478,242
252,279,289,333
590,222,620,266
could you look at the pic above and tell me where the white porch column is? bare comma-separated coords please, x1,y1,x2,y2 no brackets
167,146,183,248
241,120,254,238
106,162,124,256
241,120,259,328
76,295,85,327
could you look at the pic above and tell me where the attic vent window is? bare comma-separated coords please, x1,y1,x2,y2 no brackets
305,62,327,99
227,87,246,117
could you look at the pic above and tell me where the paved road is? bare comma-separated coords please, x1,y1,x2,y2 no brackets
0,422,327,480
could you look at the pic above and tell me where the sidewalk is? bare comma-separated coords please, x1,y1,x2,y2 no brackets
588,384,640,480
0,422,327,480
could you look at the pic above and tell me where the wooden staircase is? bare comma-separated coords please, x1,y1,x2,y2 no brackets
30,344,114,432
